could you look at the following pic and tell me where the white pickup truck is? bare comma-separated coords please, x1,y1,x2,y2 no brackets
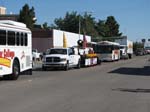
42,48,81,70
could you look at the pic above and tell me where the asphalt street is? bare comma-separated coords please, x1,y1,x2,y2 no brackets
0,55,150,112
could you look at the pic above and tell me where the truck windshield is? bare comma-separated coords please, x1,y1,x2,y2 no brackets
49,49,67,54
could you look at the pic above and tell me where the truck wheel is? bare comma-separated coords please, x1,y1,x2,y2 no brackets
128,54,132,59
64,62,69,71
76,60,81,69
97,59,101,65
10,60,20,80
42,66,47,71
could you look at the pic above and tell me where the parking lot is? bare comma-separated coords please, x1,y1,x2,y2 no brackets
0,55,150,112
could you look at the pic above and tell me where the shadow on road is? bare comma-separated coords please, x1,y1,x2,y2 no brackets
112,88,150,93
109,66,150,76
32,67,68,72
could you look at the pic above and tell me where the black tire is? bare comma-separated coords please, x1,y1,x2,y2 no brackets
76,60,81,69
28,69,32,75
97,59,101,65
10,60,20,80
128,54,132,59
42,66,47,71
64,61,69,71
3,75,10,80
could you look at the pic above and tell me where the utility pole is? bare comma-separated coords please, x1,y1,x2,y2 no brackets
78,11,93,40
79,15,81,40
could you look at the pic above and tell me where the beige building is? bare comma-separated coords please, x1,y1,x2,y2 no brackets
0,6,6,15
0,6,19,21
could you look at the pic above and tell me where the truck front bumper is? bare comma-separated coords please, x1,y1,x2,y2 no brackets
42,62,67,68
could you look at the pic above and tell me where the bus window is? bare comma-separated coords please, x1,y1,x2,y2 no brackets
21,33,24,46
16,32,20,46
0,30,6,45
8,31,15,45
99,45,112,53
24,33,28,46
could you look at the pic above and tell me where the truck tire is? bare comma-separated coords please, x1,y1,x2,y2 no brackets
76,60,81,69
97,58,101,65
128,54,132,59
64,61,69,71
42,66,47,71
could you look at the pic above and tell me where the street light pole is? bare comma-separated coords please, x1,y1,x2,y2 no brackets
78,11,93,40
79,15,81,40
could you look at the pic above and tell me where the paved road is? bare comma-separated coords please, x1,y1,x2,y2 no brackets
0,55,150,112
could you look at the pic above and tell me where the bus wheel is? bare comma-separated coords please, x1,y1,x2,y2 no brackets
11,60,20,80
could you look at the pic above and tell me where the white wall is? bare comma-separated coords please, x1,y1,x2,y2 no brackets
115,38,127,45
53,29,91,48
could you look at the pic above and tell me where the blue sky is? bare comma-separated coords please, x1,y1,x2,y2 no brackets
1,0,150,41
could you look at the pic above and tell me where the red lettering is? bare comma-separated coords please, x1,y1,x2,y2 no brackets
4,49,6,58
0,49,15,59
10,52,15,59
0,52,2,58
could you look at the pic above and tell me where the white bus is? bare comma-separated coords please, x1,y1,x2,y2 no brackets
88,41,120,61
0,20,32,80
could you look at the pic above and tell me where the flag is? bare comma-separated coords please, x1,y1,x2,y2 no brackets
83,35,87,49
63,32,67,48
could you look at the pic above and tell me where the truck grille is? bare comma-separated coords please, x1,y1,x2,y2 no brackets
46,57,60,62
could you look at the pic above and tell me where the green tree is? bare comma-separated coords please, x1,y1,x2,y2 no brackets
133,42,144,52
18,4,36,29
54,11,79,33
95,20,107,37
81,12,98,37
105,16,122,38
53,12,123,41
53,11,98,38
42,22,50,29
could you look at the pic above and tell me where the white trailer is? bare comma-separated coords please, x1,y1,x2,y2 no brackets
53,29,91,48
115,36,133,59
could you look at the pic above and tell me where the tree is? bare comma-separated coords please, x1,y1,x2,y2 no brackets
133,42,144,52
54,11,79,33
105,16,122,38
95,20,107,37
52,12,123,41
53,11,98,37
81,12,98,37
18,4,36,29
42,22,50,29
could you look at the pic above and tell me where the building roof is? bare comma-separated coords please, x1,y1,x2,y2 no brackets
0,14,19,21
32,29,53,38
